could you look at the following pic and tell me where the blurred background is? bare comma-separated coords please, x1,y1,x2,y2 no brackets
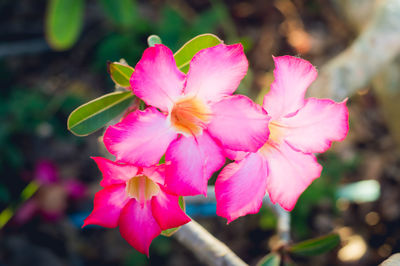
1,0,400,265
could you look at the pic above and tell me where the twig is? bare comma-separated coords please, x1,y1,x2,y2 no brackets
263,197,291,245
174,219,248,266
308,0,400,100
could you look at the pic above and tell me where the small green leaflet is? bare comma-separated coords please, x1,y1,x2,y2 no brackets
147,35,162,47
107,62,134,88
174,33,223,73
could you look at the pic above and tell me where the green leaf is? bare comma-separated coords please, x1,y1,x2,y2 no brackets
67,91,134,136
257,252,281,266
147,35,162,47
99,0,137,28
107,62,134,88
45,0,84,50
161,196,186,236
289,233,340,256
173,33,223,73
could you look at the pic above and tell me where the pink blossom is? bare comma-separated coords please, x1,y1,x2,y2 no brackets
83,157,191,256
34,160,58,185
14,160,87,225
215,56,349,222
103,44,270,196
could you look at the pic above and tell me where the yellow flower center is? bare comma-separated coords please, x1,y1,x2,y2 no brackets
259,121,285,156
126,174,160,203
170,97,211,136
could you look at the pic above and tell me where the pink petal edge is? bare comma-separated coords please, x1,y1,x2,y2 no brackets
82,184,129,228
184,44,248,103
263,55,318,120
91,157,138,187
118,199,161,256
215,153,268,223
151,188,191,230
263,141,322,211
130,44,185,111
103,107,177,167
208,95,270,152
164,132,225,196
281,98,349,154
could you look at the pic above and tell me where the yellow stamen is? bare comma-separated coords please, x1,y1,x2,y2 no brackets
170,97,211,136
259,121,285,156
126,175,160,203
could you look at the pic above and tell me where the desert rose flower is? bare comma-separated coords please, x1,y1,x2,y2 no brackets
83,157,190,255
103,44,270,196
215,56,349,222
14,160,86,225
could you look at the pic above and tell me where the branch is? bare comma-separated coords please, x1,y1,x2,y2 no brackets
173,220,248,266
263,197,291,245
308,0,400,100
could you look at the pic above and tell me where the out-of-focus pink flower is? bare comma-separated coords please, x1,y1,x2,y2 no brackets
103,44,270,196
14,160,87,225
34,160,58,185
64,179,87,200
215,56,349,222
83,157,191,256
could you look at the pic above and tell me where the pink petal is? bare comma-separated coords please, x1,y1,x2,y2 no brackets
104,108,177,167
207,95,270,152
91,157,138,187
262,141,322,211
263,56,317,120
184,44,248,103
34,160,58,185
151,188,191,230
223,149,248,161
14,200,38,225
215,153,268,223
64,179,87,199
142,165,165,186
118,200,161,256
165,132,225,196
82,184,129,228
131,44,185,111
280,98,349,153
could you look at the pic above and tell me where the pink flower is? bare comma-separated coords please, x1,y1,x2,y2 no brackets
103,44,270,196
83,157,191,256
14,160,87,225
215,56,349,222
34,160,58,185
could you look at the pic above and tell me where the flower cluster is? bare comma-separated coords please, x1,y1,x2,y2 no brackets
84,42,349,255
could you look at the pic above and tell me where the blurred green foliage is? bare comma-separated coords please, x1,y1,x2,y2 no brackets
0,84,85,204
288,233,340,256
46,0,84,50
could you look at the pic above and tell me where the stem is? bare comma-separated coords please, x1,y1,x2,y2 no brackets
174,219,248,266
263,197,291,245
